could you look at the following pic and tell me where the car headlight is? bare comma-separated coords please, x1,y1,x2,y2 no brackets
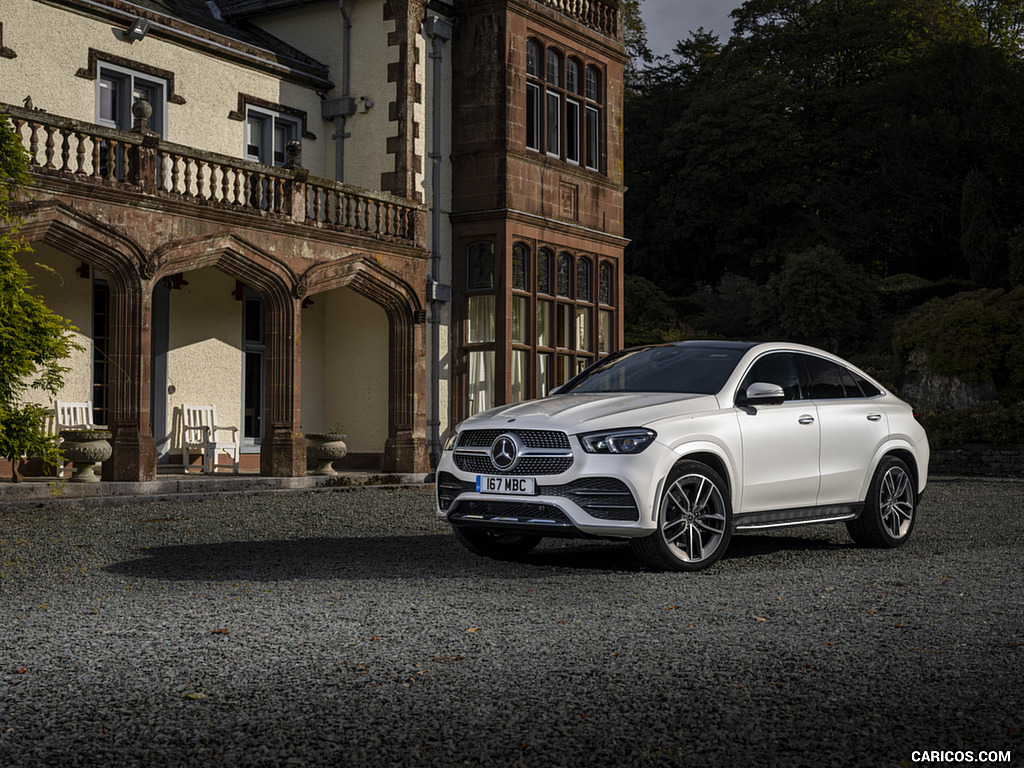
443,431,460,451
579,428,656,454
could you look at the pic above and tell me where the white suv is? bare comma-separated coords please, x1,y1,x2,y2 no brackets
436,341,929,571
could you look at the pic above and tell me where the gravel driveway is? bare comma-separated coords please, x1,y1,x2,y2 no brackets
1,479,1021,767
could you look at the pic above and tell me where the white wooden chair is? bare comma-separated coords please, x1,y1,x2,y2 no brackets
55,400,106,431
181,404,239,474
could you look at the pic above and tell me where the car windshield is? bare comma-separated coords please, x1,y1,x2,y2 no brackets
562,345,746,395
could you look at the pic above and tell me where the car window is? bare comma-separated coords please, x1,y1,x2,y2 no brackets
799,355,845,399
848,369,882,398
565,345,746,394
739,353,802,400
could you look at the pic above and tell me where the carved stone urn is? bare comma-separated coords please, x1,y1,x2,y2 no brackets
59,429,113,482
304,432,348,476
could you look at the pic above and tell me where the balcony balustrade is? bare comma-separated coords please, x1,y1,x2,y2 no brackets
540,0,617,37
2,103,424,248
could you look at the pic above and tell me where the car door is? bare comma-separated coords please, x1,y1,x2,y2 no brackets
734,352,821,513
798,355,890,506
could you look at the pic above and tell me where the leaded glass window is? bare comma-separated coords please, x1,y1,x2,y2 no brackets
599,262,612,305
546,49,561,87
467,242,494,290
567,59,580,94
526,39,540,78
556,252,571,298
512,243,528,291
525,45,603,173
577,257,591,302
537,248,552,295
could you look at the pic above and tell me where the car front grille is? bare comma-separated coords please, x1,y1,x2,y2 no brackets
453,455,574,476
437,472,639,522
452,428,574,476
457,429,570,450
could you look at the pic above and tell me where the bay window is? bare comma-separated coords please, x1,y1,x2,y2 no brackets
461,242,619,415
525,38,604,172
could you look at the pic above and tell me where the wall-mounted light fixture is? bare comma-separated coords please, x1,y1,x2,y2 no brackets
124,17,151,42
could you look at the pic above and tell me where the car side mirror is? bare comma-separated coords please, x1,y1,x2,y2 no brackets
739,381,786,406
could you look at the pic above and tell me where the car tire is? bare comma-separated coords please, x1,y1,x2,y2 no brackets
631,460,733,572
846,456,917,548
453,527,542,560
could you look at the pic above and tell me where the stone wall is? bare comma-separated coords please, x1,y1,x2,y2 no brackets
930,445,1024,478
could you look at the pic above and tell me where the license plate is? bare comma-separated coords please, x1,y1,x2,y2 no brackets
476,475,536,495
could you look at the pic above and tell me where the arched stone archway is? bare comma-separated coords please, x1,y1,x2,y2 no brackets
11,204,429,478
15,202,159,481
149,234,306,476
299,256,429,473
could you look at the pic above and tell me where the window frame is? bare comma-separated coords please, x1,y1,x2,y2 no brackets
459,240,619,413
524,38,605,172
244,105,301,167
96,61,167,136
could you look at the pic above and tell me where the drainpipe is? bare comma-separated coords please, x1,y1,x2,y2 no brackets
322,0,356,181
424,15,453,467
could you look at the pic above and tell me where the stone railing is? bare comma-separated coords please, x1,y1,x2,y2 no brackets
2,103,424,248
539,0,617,38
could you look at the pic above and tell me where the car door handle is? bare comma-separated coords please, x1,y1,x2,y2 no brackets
798,415,815,425
867,413,882,422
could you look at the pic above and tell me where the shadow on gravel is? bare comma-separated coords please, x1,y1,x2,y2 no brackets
106,535,475,582
106,530,856,582
725,533,852,561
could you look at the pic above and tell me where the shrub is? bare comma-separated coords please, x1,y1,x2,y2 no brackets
919,402,1024,449
893,287,1024,400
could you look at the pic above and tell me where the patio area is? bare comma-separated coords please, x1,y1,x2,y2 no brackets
0,469,433,512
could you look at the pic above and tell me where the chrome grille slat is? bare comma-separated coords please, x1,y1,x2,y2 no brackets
457,429,570,450
453,455,573,476
452,428,574,475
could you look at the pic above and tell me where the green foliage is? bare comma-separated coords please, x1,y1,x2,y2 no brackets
685,274,765,341
918,401,1024,448
0,112,80,470
960,168,1006,288
623,275,696,346
754,246,878,353
893,287,1024,398
625,0,1024,294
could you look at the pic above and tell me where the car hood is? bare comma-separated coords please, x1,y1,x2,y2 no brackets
459,392,721,433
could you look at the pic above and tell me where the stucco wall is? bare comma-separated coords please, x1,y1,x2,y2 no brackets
255,0,397,190
1,0,329,176
15,246,94,422
301,287,387,454
165,268,243,451
300,297,327,434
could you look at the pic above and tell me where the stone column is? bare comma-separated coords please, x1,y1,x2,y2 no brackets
260,287,305,476
105,275,158,482
383,304,430,473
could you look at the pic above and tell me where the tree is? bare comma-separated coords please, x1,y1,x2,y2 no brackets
961,167,1007,287
624,0,1024,295
618,0,653,82
0,113,80,480
754,246,878,354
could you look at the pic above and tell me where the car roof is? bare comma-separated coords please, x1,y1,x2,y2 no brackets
666,340,760,351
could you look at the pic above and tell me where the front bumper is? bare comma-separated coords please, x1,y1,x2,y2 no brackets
435,432,665,539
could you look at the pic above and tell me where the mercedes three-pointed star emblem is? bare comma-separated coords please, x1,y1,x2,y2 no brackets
489,433,521,471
